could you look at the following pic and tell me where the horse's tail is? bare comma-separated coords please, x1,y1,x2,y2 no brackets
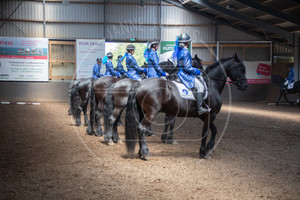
70,81,81,119
125,82,141,154
68,80,75,115
103,83,116,132
87,79,96,133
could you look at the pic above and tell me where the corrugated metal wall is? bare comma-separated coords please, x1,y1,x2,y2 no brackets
0,0,261,42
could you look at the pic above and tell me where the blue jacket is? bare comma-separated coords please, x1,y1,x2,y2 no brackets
92,63,103,79
126,54,146,81
104,60,120,77
147,49,166,78
286,66,294,84
177,48,201,89
116,61,127,76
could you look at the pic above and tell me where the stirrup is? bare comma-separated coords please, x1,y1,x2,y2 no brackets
198,107,210,115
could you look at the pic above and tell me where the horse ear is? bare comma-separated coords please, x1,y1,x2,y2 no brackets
234,53,237,58
144,62,147,65
195,54,203,62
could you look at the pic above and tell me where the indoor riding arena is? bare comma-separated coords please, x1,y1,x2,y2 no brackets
0,1,299,200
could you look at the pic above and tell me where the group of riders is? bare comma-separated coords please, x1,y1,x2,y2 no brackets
92,33,210,115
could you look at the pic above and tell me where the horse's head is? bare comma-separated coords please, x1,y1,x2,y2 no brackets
192,54,203,70
226,54,248,91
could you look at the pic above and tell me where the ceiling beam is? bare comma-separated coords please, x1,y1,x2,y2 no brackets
232,0,300,26
163,0,269,42
186,0,294,44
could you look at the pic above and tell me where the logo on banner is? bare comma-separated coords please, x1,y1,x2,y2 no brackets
256,63,271,76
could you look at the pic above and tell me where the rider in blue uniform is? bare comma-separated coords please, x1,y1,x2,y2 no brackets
92,58,104,79
126,44,147,81
283,65,294,91
104,52,120,77
116,55,127,76
176,33,209,115
144,41,167,78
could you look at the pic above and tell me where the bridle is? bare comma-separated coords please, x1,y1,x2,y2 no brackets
207,60,246,87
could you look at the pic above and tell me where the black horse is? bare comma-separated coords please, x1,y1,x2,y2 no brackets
70,78,93,126
87,65,149,137
125,54,247,160
102,56,203,145
271,74,300,106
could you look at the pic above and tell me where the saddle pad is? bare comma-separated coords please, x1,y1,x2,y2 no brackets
172,81,195,100
288,82,294,89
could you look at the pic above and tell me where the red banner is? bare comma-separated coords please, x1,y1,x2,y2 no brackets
256,63,271,76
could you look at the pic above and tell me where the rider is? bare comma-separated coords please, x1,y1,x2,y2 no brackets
104,52,120,77
126,44,147,81
92,58,104,79
175,33,209,115
283,65,294,91
144,41,167,78
116,55,127,76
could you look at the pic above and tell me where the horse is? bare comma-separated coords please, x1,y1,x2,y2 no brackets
70,78,93,126
125,54,247,160
86,65,148,136
271,74,300,106
102,56,204,145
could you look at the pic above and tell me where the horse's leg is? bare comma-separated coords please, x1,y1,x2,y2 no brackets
138,112,157,160
275,93,282,106
95,103,104,136
199,118,209,158
161,115,171,143
283,93,293,105
166,116,178,145
82,99,89,126
75,106,82,126
112,115,121,143
104,107,122,145
206,121,217,158
145,125,155,136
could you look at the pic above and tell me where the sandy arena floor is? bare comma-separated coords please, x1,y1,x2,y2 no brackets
0,101,299,200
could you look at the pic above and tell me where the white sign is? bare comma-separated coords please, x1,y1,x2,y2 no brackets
244,61,271,84
76,39,105,79
0,37,49,81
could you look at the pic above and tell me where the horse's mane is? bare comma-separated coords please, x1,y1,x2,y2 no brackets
205,57,233,73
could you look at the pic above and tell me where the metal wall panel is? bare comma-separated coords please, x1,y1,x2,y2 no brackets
161,4,212,25
46,23,104,39
217,25,261,41
106,24,159,40
0,21,43,38
161,25,215,42
46,2,104,22
0,1,43,21
106,3,159,24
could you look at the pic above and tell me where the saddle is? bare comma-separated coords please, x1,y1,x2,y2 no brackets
171,75,208,101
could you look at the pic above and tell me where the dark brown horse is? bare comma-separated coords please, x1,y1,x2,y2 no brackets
86,76,121,136
103,56,203,145
70,78,93,126
125,54,248,160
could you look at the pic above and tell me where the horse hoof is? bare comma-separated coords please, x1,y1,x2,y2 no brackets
114,139,122,144
107,141,114,146
95,130,104,137
76,122,82,126
86,127,95,136
167,140,178,145
139,149,151,160
141,155,150,161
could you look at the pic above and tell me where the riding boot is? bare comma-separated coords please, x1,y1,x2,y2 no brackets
194,92,210,115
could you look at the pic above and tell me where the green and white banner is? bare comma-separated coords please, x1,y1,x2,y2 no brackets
159,41,192,62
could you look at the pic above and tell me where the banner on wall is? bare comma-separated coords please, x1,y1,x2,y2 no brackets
76,39,105,79
244,61,271,84
0,37,49,81
159,41,192,62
